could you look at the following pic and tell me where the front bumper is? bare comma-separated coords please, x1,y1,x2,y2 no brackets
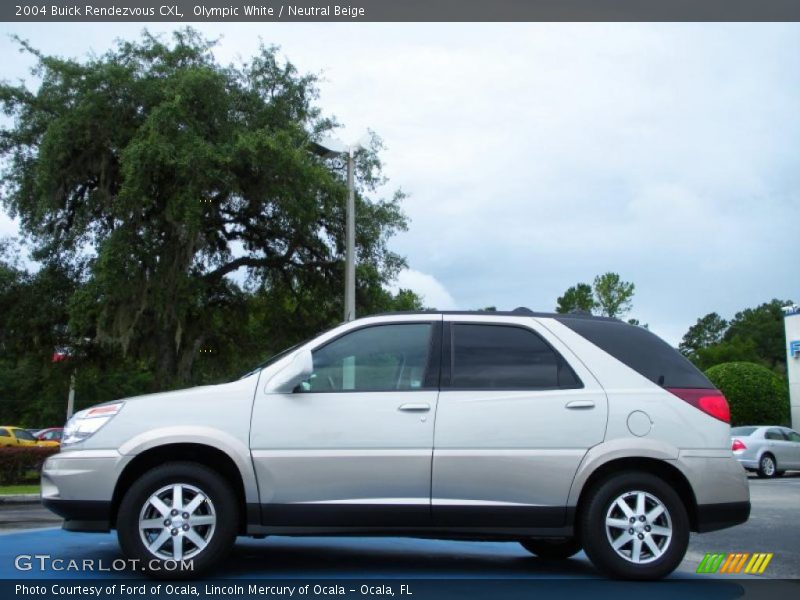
40,449,125,532
41,498,112,532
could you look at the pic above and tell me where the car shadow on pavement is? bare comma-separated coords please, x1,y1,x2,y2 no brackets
223,537,600,579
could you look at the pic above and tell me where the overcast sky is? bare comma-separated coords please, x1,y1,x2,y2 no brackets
1,22,798,344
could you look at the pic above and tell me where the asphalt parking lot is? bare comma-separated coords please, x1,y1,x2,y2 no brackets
0,475,797,580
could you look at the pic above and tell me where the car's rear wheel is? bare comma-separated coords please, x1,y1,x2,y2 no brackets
757,454,778,478
520,538,582,559
117,461,238,578
580,471,689,580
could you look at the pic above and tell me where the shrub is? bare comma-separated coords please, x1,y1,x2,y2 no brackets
705,362,790,427
0,447,59,486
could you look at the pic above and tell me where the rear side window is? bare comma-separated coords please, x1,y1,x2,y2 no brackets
765,429,785,441
0,428,9,437
558,318,714,389
450,324,581,390
786,430,800,443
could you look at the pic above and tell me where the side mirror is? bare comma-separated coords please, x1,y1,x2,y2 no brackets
265,349,314,393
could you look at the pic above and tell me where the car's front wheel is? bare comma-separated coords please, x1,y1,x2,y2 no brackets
580,471,689,580
117,461,238,578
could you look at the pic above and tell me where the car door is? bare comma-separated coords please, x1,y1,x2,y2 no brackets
250,316,441,527
764,428,792,468
782,429,800,468
432,315,607,528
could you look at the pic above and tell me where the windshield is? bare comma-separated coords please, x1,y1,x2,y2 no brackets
237,324,341,380
731,426,758,437
14,429,36,441
237,342,306,380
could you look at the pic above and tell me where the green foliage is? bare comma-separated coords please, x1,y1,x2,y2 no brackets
555,273,637,320
722,300,791,373
679,312,728,361
705,362,790,427
0,447,59,485
593,272,635,319
683,300,792,373
556,283,594,314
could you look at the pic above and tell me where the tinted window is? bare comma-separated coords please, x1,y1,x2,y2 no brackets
451,324,581,390
786,430,800,443
0,428,9,437
306,323,433,392
731,426,758,436
765,429,785,441
13,429,36,441
558,318,714,389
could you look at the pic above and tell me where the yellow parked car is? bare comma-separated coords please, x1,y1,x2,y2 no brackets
0,426,60,448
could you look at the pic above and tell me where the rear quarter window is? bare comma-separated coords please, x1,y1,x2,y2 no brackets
557,317,714,389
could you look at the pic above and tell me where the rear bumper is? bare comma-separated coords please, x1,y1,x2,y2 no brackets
734,457,759,471
695,500,751,533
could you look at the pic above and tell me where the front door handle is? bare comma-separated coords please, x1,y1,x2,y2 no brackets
398,403,431,412
565,400,595,410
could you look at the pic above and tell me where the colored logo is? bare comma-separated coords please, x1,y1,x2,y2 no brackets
791,340,800,358
696,552,773,574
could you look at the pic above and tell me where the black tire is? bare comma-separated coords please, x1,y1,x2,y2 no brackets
520,538,582,559
580,471,689,580
757,454,778,478
117,461,239,578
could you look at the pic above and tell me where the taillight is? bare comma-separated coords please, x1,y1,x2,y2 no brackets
732,439,747,451
667,388,730,423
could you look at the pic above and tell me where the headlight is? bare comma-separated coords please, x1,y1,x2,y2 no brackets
62,402,124,445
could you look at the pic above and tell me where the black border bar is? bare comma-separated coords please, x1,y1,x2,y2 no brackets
4,1,800,23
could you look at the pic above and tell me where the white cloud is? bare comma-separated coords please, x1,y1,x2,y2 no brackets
1,22,799,345
391,269,457,310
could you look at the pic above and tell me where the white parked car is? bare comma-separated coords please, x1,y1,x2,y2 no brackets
731,425,800,477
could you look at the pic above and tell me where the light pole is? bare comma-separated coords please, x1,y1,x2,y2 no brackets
310,137,363,322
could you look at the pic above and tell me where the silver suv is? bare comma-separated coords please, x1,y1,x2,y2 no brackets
42,310,750,579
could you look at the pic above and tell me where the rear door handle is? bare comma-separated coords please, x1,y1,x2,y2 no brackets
398,403,431,412
565,400,595,410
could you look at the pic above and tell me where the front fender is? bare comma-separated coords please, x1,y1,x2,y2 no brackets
118,426,259,505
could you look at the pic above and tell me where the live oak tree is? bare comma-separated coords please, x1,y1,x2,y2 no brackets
1,29,416,390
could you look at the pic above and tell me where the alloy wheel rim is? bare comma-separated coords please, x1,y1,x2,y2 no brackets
605,490,672,564
762,457,775,476
138,483,216,561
